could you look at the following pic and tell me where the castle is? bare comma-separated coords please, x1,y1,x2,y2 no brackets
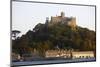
45,12,76,28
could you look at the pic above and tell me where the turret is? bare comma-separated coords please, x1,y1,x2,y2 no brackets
61,12,65,18
45,17,50,28
45,17,49,24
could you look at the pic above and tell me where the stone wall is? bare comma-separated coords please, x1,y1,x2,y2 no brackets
48,12,76,28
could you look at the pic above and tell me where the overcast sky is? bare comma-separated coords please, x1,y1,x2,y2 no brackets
12,1,95,36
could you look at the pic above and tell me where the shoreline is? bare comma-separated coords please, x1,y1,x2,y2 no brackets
12,58,96,66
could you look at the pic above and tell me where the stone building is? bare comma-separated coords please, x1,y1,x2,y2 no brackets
45,49,71,58
45,12,76,28
72,51,94,59
45,50,95,59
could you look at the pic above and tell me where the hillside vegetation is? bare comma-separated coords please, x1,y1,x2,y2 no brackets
12,23,96,56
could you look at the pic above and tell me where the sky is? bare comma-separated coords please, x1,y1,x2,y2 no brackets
12,1,95,36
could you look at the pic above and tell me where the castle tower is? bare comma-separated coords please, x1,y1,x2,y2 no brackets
45,17,49,24
61,12,65,18
45,17,49,26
